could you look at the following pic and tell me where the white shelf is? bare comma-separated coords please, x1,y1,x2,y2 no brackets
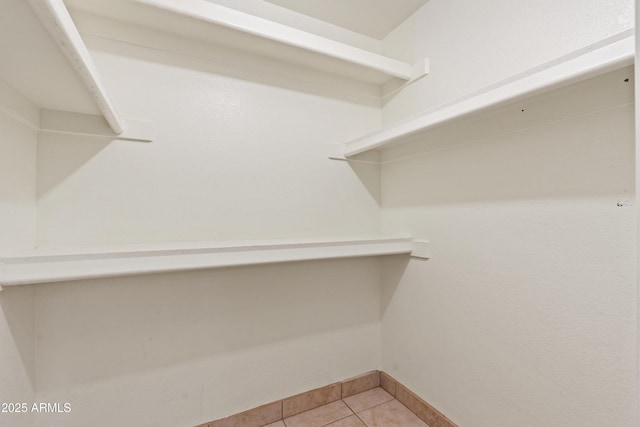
133,0,415,84
0,0,152,141
0,237,419,287
27,0,124,135
343,31,634,157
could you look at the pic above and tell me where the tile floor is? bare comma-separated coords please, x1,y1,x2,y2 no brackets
262,387,430,427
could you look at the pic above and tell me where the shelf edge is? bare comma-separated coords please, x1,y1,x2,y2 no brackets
27,0,126,135
39,109,153,142
344,32,635,157
136,0,413,81
0,237,414,286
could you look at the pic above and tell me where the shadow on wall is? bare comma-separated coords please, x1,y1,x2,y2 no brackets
36,133,114,200
380,254,410,315
381,103,635,208
0,286,36,388
82,27,381,109
345,152,382,207
375,96,637,427
33,257,382,392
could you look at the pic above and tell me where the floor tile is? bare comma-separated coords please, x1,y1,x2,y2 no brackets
263,422,286,427
284,400,353,427
283,383,342,418
341,371,380,398
326,415,366,426
343,388,394,413
357,400,430,427
209,401,282,427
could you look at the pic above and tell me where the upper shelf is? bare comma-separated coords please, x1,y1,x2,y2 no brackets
0,0,97,121
0,236,426,287
0,0,152,141
66,0,419,85
27,0,124,134
343,31,635,158
137,0,415,84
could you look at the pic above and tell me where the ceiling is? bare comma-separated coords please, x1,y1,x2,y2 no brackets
263,0,429,39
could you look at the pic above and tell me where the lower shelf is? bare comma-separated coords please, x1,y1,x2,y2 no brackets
0,236,417,287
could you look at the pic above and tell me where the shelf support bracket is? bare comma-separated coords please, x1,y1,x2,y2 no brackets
27,0,126,135
328,143,347,160
39,109,154,142
411,240,431,259
411,58,430,82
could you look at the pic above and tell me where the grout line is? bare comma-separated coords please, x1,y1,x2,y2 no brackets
352,406,369,427
207,372,452,427
320,407,355,427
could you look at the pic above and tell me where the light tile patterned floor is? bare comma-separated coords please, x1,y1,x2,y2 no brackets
262,387,430,427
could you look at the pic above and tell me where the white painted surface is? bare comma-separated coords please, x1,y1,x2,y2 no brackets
135,0,412,82
34,258,381,427
0,237,412,286
380,66,634,163
29,14,383,427
346,32,634,157
37,27,381,247
69,11,382,104
382,0,635,126
0,0,154,141
39,109,153,142
379,1,636,424
0,2,634,427
27,0,125,134
66,0,382,54
382,104,636,427
0,107,37,427
0,286,35,427
409,240,430,259
0,0,99,115
64,0,412,84
0,79,39,130
264,0,429,39
0,110,37,254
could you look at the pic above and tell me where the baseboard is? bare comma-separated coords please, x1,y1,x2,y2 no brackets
197,370,458,427
379,372,457,427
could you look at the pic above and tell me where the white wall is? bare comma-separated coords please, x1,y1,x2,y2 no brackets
380,1,636,426
382,0,634,124
33,258,381,427
0,286,35,427
204,0,382,53
30,16,383,427
0,109,37,253
0,109,37,427
5,2,636,426
637,6,640,427
37,19,382,247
